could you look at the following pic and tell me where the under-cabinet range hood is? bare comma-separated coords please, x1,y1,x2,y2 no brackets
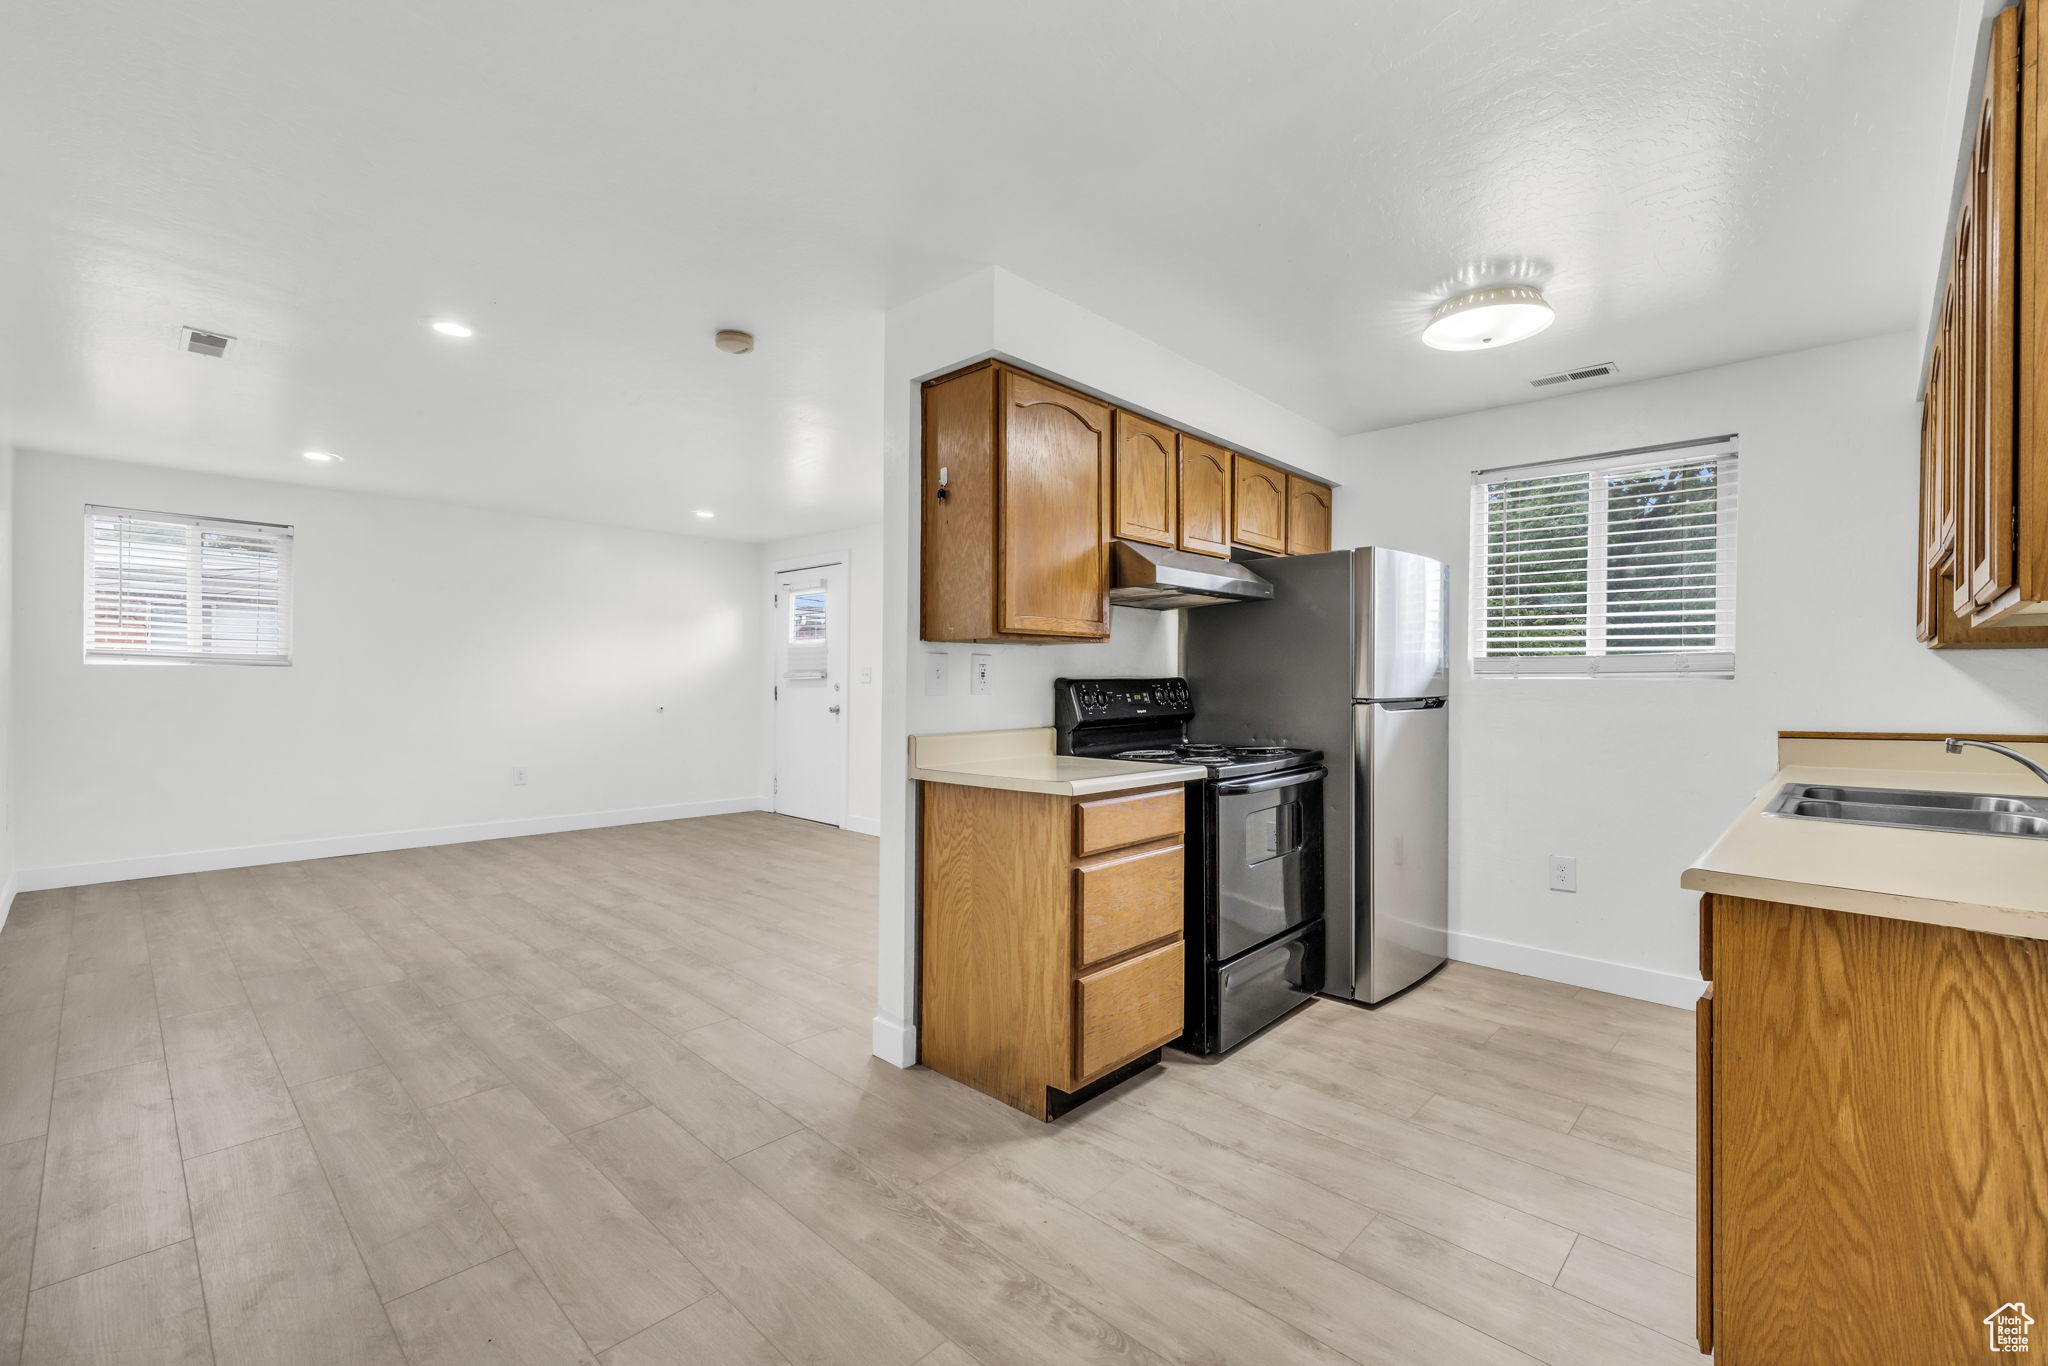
1108,540,1274,610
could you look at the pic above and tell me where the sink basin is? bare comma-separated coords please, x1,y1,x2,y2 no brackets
1766,783,2048,841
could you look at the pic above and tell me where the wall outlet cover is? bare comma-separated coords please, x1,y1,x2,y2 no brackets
969,653,992,696
923,652,949,696
511,766,529,787
1549,854,1577,892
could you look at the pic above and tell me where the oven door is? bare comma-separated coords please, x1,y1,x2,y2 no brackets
1211,767,1324,960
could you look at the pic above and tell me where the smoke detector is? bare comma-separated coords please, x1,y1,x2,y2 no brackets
1529,361,1618,389
714,329,755,355
181,327,235,358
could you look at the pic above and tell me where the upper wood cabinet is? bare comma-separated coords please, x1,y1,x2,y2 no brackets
1231,454,1288,554
921,362,1111,643
1919,4,2048,646
1111,411,1178,548
1177,436,1233,558
1285,475,1332,555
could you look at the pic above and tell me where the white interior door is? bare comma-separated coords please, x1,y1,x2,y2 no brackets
773,562,848,826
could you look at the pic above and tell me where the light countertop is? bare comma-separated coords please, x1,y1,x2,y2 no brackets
909,726,1204,797
1681,736,2048,941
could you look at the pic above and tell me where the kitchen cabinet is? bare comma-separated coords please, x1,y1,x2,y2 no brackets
921,361,1113,643
1177,435,1234,558
1919,2,2048,644
1112,410,1178,548
1231,453,1289,554
919,780,1187,1119
1696,892,2048,1362
1285,474,1332,555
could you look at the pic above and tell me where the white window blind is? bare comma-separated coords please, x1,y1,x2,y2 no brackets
782,579,829,682
84,505,294,665
1470,436,1737,678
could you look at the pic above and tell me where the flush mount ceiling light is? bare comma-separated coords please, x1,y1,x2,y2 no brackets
714,329,754,355
429,319,475,338
1422,285,1555,351
302,450,343,463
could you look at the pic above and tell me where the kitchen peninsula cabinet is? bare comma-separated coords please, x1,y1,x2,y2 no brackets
1230,453,1289,554
921,362,1113,643
1177,435,1234,557
1920,1,2048,643
917,771,1193,1121
1696,892,2048,1362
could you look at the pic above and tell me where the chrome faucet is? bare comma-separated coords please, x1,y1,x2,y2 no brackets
1944,736,2048,788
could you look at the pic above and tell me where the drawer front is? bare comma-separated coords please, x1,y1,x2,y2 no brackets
1074,787,1184,856
1074,940,1185,1081
1075,844,1184,968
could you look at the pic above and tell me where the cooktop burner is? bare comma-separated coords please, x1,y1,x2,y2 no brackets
1056,678,1323,782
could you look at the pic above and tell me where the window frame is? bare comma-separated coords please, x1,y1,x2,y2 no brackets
82,504,296,667
1469,436,1738,680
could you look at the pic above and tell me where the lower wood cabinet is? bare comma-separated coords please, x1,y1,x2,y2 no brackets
1697,892,2048,1362
918,780,1188,1119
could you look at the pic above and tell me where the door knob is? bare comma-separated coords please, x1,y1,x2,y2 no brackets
828,705,841,715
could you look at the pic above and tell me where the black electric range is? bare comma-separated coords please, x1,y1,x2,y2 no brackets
1055,676,1326,1055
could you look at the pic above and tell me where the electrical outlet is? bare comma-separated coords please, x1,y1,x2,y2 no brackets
859,666,873,684
969,653,992,696
511,766,529,787
1549,855,1577,892
923,652,949,696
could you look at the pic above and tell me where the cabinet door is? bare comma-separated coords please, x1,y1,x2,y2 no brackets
1965,6,2020,609
1231,454,1288,554
1178,436,1233,558
998,368,1112,639
1112,411,1178,548
1285,476,1332,555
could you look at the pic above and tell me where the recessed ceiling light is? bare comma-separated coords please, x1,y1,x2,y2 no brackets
430,319,475,338
694,509,715,518
1422,285,1555,351
302,450,343,463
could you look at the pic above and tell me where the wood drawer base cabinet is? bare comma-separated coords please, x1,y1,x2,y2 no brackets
1697,893,2048,1362
918,780,1188,1120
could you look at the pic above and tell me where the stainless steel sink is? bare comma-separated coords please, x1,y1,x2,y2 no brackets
1766,783,2048,840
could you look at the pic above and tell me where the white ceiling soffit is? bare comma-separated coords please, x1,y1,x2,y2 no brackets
0,0,1967,536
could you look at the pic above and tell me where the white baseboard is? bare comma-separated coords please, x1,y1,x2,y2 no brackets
871,1015,918,1069
15,796,770,893
1447,930,1705,1009
0,869,16,933
839,815,882,838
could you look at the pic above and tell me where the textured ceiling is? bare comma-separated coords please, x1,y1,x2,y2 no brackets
0,0,1970,537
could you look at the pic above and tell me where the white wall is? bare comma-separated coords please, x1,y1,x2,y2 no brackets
16,452,767,887
873,268,1343,1063
0,438,14,921
765,522,884,836
1334,331,2048,1005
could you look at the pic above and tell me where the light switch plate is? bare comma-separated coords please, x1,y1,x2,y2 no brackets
924,652,949,696
969,653,992,696
1549,855,1577,893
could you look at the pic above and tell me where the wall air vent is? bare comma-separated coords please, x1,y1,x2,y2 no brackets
181,327,234,358
1529,361,1618,389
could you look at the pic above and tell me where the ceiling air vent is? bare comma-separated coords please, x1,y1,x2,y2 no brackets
1530,361,1618,389
181,327,235,358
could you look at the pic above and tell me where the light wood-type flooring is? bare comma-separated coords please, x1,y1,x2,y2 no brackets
0,812,1699,1365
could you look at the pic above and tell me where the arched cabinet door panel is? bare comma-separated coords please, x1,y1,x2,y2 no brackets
1112,411,1179,549
1232,454,1288,555
1178,437,1233,558
1000,369,1112,639
1286,475,1332,555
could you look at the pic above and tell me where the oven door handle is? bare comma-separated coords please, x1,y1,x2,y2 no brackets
1213,766,1326,796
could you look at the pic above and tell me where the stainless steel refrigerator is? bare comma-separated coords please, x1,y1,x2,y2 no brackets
1184,547,1449,1005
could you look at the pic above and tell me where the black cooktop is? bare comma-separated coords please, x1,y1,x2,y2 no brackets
1110,742,1321,780
1054,677,1321,781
